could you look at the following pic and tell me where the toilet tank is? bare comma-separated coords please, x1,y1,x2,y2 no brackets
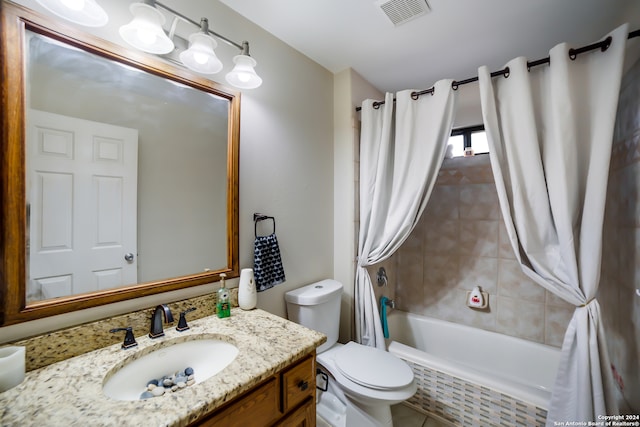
285,279,343,353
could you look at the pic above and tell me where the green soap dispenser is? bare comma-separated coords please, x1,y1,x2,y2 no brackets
217,273,231,318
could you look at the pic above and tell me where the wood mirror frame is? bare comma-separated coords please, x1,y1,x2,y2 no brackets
0,2,240,326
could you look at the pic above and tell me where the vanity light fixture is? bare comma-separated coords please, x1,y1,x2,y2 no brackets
35,0,108,27
179,18,223,75
118,1,174,55
225,41,263,90
120,0,262,88
36,0,262,89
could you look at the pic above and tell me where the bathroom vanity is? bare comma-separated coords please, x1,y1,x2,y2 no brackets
195,354,316,426
0,309,325,427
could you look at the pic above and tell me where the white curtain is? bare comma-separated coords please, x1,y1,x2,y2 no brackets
356,81,456,349
478,24,628,424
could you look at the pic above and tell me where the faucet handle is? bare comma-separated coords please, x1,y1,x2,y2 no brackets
110,327,138,349
176,307,197,332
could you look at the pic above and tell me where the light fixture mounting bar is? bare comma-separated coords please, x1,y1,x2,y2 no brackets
155,1,243,50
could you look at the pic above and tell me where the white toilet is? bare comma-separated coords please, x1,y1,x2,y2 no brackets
285,279,416,427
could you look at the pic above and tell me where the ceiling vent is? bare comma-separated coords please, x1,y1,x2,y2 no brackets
376,0,430,26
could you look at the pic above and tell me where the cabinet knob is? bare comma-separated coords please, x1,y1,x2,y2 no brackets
298,380,309,391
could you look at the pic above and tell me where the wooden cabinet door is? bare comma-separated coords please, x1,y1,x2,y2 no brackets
275,399,315,427
196,377,280,427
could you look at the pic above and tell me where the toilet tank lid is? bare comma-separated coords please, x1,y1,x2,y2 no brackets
284,279,343,305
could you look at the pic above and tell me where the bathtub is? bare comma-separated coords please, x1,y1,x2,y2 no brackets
386,310,560,427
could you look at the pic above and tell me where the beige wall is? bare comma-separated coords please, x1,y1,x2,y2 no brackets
333,69,383,342
392,155,574,347
1,0,334,343
601,56,640,412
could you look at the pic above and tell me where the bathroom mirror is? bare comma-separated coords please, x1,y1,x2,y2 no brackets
0,2,240,325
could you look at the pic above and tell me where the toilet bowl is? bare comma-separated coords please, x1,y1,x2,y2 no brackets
285,279,416,427
316,391,346,427
317,342,416,426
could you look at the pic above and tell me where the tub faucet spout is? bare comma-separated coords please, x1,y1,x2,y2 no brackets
149,304,174,338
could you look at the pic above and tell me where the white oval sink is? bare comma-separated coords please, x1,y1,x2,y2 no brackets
103,337,238,401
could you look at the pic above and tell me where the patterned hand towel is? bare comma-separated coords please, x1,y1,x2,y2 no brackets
253,233,286,292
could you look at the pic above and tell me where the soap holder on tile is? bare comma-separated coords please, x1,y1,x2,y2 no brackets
466,289,489,309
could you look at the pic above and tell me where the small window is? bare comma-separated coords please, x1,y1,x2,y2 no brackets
471,131,489,155
447,134,465,157
447,125,488,157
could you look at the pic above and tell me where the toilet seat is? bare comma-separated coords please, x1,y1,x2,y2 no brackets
333,342,414,390
317,342,416,405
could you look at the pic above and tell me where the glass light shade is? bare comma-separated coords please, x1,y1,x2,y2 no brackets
36,0,108,27
179,32,223,74
118,2,174,55
225,55,262,89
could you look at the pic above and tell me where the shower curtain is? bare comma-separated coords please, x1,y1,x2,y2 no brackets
478,24,628,424
356,81,456,349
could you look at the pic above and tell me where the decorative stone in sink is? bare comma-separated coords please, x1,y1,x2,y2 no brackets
103,336,238,401
140,366,196,399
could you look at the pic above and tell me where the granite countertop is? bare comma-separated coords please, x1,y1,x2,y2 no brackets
0,308,326,427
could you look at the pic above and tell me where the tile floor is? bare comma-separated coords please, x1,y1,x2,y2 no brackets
391,404,451,427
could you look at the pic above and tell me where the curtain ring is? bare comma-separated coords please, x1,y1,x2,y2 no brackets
410,91,419,100
503,66,510,78
430,87,435,96
601,36,612,52
373,101,381,109
452,81,459,91
568,48,577,60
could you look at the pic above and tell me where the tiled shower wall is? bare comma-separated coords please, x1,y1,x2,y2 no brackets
600,57,640,410
393,155,574,347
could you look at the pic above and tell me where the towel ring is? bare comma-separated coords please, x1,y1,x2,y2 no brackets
254,213,276,238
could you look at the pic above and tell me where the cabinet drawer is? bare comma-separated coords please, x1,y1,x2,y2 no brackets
199,377,280,427
281,355,315,413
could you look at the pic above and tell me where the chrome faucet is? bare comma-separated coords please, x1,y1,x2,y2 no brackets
149,304,174,338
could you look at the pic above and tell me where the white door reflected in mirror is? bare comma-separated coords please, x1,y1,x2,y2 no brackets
27,110,138,303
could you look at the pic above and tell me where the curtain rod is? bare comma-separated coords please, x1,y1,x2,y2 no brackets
356,28,640,112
